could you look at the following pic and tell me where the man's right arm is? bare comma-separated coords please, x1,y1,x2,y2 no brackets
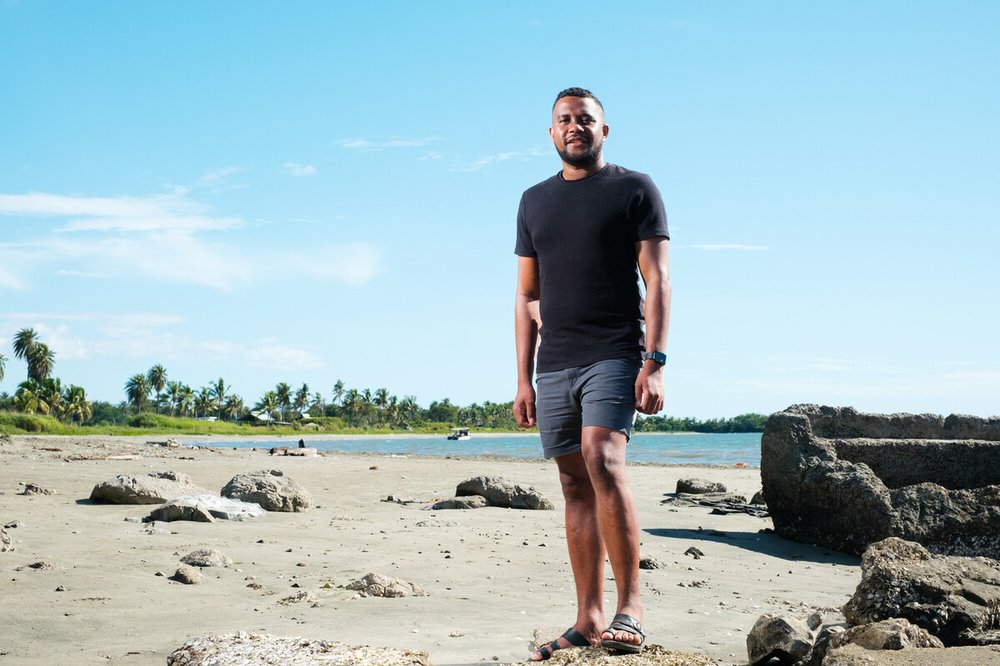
513,256,540,428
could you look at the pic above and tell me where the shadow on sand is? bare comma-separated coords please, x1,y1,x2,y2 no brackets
643,526,859,566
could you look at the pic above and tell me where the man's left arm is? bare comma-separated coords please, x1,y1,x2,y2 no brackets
635,236,671,414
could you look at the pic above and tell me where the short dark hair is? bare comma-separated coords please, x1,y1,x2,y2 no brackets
553,87,604,111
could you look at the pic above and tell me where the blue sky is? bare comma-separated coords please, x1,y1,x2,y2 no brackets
1,1,998,419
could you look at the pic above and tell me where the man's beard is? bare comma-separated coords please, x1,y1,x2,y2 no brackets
557,142,602,167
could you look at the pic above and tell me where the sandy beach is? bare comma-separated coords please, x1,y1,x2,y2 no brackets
0,435,860,665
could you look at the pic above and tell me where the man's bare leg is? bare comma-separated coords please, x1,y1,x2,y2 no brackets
529,452,605,660
581,426,644,647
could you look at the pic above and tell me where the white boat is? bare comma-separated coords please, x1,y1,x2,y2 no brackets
447,427,470,441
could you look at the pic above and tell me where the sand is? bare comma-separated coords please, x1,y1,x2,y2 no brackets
0,435,861,665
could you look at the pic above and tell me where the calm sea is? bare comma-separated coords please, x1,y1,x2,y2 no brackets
188,431,761,467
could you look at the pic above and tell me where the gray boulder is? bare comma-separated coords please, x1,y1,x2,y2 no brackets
676,478,727,494
455,476,554,510
843,537,1000,646
180,549,232,567
761,405,1000,557
746,612,820,665
221,470,312,512
430,496,488,510
144,495,265,523
90,471,209,505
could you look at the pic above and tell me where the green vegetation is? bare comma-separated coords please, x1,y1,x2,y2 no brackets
0,328,767,436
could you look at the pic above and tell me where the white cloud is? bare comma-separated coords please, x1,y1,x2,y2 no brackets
279,242,382,286
451,147,548,172
283,162,318,177
55,269,109,279
200,166,248,184
336,136,444,151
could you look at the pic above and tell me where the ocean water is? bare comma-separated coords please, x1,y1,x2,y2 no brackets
189,431,762,467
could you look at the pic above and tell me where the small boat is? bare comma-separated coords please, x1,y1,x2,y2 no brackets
447,427,470,441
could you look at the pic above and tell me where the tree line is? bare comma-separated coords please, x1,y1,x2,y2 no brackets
0,328,766,432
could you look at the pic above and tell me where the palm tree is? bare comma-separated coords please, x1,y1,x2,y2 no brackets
342,388,361,426
124,373,150,413
27,343,55,382
194,387,214,419
146,365,167,413
177,384,194,417
166,381,182,416
210,378,229,418
255,391,279,425
331,379,345,406
293,383,310,420
62,385,92,424
38,378,63,418
222,393,244,421
12,328,38,363
275,382,291,421
14,380,44,414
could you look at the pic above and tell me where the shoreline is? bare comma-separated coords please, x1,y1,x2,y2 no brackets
0,434,833,665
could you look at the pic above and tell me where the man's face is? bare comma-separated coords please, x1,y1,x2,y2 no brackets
550,96,608,168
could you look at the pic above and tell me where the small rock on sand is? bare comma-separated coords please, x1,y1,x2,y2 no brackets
19,483,55,496
181,549,233,567
145,495,265,523
0,526,11,552
676,478,727,494
171,566,205,585
345,573,426,598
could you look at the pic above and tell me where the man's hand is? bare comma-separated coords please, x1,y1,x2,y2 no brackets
634,363,664,415
513,384,537,428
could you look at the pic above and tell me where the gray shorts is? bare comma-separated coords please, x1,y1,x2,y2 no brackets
535,357,640,459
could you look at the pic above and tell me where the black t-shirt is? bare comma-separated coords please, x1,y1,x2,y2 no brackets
515,163,669,373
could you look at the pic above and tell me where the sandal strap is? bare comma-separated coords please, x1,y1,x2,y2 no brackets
560,627,591,648
608,613,647,639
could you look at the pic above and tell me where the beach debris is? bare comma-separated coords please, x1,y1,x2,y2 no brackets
147,438,181,447
167,632,430,666
639,556,663,570
90,471,209,505
171,566,206,585
344,572,426,598
382,495,424,505
269,446,318,457
519,638,716,666
414,519,459,527
278,590,317,606
221,469,313,512
454,475,554,510
16,561,58,571
430,495,488,510
676,478,727,494
19,483,54,496
3,520,22,529
683,547,704,559
843,537,1000,646
54,584,66,592
181,549,233,568
746,612,819,665
144,495,265,523
762,404,1000,558
0,526,11,552
661,492,767,518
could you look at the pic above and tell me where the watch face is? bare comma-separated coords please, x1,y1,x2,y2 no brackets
645,351,666,364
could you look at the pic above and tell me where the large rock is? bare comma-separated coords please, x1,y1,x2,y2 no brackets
168,632,429,666
843,537,1000,646
455,476,554,510
180,549,232,567
746,612,820,665
831,618,944,651
221,470,312,512
144,495,266,523
761,405,1000,557
90,471,209,505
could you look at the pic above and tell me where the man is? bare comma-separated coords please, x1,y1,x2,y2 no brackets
513,87,670,660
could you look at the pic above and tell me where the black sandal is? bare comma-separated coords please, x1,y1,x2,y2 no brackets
600,614,646,654
530,627,590,661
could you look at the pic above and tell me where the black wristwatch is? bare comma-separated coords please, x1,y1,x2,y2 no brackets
642,350,667,365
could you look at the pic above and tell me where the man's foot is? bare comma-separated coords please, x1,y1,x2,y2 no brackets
600,614,646,654
528,627,592,661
